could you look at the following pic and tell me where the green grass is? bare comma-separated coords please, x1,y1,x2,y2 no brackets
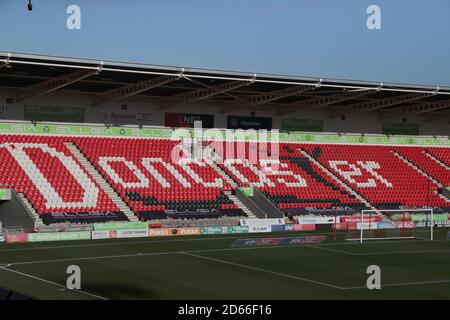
1,229,450,300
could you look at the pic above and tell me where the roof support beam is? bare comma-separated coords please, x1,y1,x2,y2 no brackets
17,67,101,103
378,99,450,121
92,74,181,107
159,79,253,111
220,84,317,114
0,53,11,69
277,89,375,116
330,92,436,118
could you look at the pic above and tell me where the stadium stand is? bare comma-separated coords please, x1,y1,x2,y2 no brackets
426,148,450,168
73,137,245,221
394,147,450,187
303,144,450,209
0,132,449,225
0,135,126,224
217,141,366,216
0,52,448,227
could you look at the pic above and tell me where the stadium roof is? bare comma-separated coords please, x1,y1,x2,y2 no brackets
1,51,450,123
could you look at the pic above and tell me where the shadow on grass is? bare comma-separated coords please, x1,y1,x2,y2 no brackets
0,287,32,300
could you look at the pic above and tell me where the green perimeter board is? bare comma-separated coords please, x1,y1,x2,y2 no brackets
0,121,448,146
0,189,11,200
382,122,420,136
24,106,85,123
281,118,323,132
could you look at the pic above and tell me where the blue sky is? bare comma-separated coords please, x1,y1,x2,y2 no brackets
1,0,450,86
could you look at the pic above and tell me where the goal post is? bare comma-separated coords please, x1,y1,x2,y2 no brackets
345,208,434,243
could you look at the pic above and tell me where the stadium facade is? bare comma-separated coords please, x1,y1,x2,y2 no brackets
0,51,448,233
0,52,449,135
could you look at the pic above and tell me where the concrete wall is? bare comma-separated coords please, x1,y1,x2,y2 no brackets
0,87,448,136
0,192,35,229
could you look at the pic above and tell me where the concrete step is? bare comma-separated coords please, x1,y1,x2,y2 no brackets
435,190,449,202
228,194,256,218
17,193,46,227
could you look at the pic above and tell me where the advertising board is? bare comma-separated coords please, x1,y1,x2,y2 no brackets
24,105,85,123
231,235,326,248
93,221,148,231
27,231,91,242
149,227,201,237
240,218,285,226
340,216,382,223
271,224,285,232
227,115,272,130
101,112,155,125
200,226,250,235
297,216,335,225
165,112,214,128
0,189,11,200
91,230,110,240
281,118,323,132
5,233,29,244
284,224,316,232
0,121,447,147
382,122,420,136
116,229,149,238
248,225,271,233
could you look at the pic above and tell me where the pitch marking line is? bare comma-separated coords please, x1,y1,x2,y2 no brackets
1,245,317,266
305,246,450,257
343,279,450,290
0,233,446,253
0,233,450,252
181,252,450,291
358,249,450,256
0,265,108,300
0,233,343,253
3,246,450,292
3,241,450,267
304,245,359,256
180,252,345,290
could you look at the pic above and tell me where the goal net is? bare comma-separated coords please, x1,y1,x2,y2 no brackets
345,208,434,243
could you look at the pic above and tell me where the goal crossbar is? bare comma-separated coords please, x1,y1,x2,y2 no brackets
346,208,434,243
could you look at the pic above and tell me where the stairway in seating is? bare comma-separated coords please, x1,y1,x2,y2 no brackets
299,148,377,212
392,150,442,187
64,142,138,222
210,161,238,188
207,146,255,218
424,151,450,170
17,192,45,228
204,146,239,188
225,191,256,218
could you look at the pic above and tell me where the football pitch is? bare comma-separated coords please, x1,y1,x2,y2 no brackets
1,230,450,300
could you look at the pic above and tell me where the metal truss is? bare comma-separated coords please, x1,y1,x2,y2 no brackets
277,88,375,116
378,99,450,121
0,53,11,69
220,84,317,114
159,79,253,110
329,92,436,118
92,74,181,107
17,67,101,103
